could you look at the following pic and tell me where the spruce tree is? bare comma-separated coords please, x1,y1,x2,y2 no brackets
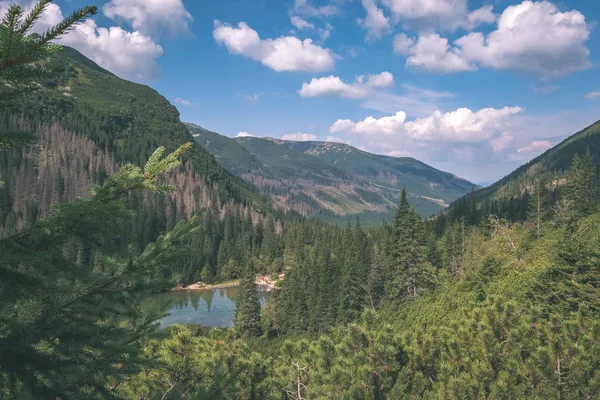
565,150,598,219
389,189,437,301
234,260,262,337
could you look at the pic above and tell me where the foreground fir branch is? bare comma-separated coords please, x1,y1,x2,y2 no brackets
0,143,198,399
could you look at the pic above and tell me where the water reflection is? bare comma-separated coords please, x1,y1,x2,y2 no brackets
145,287,268,329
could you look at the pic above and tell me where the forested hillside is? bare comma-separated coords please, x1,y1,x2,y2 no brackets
191,125,478,224
446,119,600,224
0,46,268,244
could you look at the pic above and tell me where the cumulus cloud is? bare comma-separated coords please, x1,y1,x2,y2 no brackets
0,0,62,33
281,132,318,141
60,20,163,81
330,106,523,144
405,34,476,73
358,0,391,41
331,111,408,136
454,1,591,77
103,0,193,35
585,92,600,100
381,0,496,31
299,72,394,98
393,33,414,55
395,1,591,77
213,21,337,72
236,132,253,138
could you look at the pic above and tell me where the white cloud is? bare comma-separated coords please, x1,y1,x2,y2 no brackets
381,0,496,31
331,111,408,136
517,140,552,153
330,106,523,144
290,15,315,30
358,0,391,41
103,0,192,35
299,72,394,98
455,1,591,77
393,2,590,77
393,33,414,55
585,92,600,100
174,97,194,106
236,131,253,137
510,140,552,161
281,132,318,141
60,20,163,81
213,21,337,72
0,0,62,33
405,34,476,73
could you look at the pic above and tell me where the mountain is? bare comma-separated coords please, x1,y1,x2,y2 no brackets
446,119,600,222
189,125,479,224
0,47,266,237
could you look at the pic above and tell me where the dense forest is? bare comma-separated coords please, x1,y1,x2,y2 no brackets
2,2,600,399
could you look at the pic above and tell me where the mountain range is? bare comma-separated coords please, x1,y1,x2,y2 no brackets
189,124,479,224
2,46,598,231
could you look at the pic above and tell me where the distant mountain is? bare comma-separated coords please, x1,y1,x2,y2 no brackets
189,124,479,224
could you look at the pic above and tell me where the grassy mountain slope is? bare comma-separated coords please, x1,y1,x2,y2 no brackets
190,127,479,223
282,140,477,203
187,124,264,175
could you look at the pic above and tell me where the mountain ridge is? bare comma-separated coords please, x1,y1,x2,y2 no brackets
189,124,479,224
446,119,600,223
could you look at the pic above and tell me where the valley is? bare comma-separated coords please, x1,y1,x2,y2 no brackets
190,124,478,224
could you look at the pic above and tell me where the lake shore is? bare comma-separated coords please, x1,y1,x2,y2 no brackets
172,274,283,292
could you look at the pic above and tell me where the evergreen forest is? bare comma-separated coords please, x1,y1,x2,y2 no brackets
1,2,600,399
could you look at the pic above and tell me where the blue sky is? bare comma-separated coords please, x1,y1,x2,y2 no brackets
3,0,600,184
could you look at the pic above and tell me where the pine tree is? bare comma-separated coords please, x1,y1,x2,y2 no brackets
234,260,263,337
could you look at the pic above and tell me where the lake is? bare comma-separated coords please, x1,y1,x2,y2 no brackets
145,287,269,329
